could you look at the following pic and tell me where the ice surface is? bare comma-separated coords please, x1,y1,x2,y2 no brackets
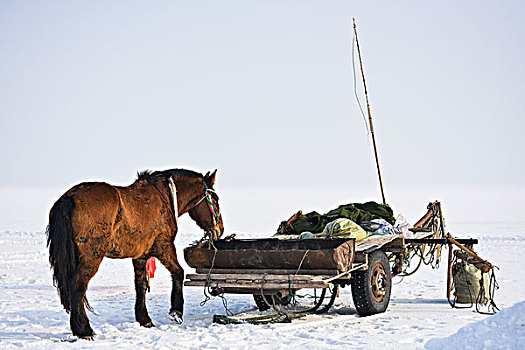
0,185,523,349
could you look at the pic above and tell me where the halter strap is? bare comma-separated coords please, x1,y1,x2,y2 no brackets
193,189,217,211
192,188,221,235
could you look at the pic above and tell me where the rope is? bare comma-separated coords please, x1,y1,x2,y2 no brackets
476,267,500,315
393,276,405,285
295,250,309,276
289,250,310,311
199,246,234,316
449,253,500,314
199,248,217,307
397,249,424,277
259,274,281,313
214,249,340,325
397,208,445,274
259,250,310,315
213,286,339,325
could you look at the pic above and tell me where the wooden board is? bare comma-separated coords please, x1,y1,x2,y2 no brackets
184,272,333,290
184,280,331,289
195,268,341,275
355,234,400,253
184,238,355,272
355,231,436,253
187,273,332,281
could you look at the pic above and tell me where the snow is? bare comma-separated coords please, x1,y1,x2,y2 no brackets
0,185,524,349
425,301,525,350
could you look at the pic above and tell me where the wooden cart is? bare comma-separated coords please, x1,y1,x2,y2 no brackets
184,202,482,319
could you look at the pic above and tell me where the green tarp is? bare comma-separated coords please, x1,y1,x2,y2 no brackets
277,201,394,236
297,218,371,242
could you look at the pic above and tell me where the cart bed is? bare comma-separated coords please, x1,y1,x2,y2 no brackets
355,231,435,253
184,238,355,272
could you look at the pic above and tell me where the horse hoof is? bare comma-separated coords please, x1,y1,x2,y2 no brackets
78,334,94,341
169,311,183,324
142,321,155,328
74,329,95,341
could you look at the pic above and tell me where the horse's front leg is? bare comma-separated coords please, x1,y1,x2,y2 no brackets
153,242,184,323
132,258,154,327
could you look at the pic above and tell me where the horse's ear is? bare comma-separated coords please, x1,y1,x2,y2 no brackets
208,169,217,186
205,171,210,177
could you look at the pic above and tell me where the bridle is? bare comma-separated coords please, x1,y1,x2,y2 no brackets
191,183,222,239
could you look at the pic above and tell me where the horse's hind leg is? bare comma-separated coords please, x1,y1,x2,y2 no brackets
153,242,184,323
132,258,154,327
69,257,102,340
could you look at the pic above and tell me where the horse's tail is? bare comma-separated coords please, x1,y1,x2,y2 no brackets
46,195,77,313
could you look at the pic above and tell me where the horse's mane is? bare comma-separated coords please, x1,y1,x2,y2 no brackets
136,168,203,185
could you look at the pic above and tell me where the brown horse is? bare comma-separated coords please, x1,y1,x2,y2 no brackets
46,169,223,339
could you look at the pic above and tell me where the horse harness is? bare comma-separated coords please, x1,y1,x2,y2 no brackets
148,176,221,238
191,183,221,239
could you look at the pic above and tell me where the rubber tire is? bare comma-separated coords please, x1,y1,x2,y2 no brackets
253,294,292,312
253,294,272,311
350,250,392,316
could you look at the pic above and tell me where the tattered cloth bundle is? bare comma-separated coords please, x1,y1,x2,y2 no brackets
296,218,370,241
275,201,394,237
453,260,491,305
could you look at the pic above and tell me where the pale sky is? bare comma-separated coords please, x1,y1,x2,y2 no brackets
1,1,524,188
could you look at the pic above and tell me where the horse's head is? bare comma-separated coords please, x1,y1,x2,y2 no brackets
188,170,224,240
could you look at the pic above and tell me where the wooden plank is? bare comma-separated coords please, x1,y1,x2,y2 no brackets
410,231,436,239
356,234,399,252
404,237,479,245
207,279,326,285
186,273,331,282
355,231,438,253
195,268,341,275
184,280,330,289
212,287,285,295
323,263,368,282
184,239,354,271
353,254,366,263
384,237,405,252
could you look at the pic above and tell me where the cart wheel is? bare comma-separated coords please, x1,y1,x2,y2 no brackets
253,294,292,312
253,294,272,311
351,250,391,316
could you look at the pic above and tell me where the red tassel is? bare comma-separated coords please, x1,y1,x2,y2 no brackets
146,257,156,279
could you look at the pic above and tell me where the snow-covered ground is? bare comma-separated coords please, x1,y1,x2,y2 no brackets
426,300,525,350
0,185,523,349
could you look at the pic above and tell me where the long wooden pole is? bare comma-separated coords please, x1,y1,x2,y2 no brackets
447,236,493,273
353,18,386,205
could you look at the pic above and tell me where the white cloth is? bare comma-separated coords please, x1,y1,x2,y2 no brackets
168,177,178,224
